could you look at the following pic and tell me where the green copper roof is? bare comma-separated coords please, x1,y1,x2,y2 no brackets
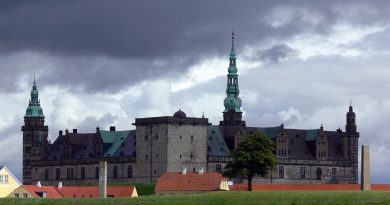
208,126,230,156
100,130,131,157
255,126,282,139
305,129,319,141
24,78,44,118
224,32,241,112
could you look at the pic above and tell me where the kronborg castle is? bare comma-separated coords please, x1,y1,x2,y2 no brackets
22,35,359,185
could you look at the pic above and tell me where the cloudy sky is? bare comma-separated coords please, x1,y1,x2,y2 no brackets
1,0,390,183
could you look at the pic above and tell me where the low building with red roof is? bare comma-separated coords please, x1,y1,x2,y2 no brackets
57,185,137,198
9,183,63,198
155,171,229,195
7,182,137,198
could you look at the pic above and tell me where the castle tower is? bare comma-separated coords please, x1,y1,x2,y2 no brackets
21,78,49,184
220,32,246,149
343,102,359,183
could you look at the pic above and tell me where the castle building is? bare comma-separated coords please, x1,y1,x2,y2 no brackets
22,34,359,185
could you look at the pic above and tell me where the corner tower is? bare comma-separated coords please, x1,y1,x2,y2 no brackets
220,32,246,149
342,102,359,183
21,78,49,184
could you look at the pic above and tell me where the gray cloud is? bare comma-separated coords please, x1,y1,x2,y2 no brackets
2,0,390,93
257,44,296,64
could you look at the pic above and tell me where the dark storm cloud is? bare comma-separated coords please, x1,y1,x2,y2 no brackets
0,0,274,58
1,0,390,93
256,44,296,64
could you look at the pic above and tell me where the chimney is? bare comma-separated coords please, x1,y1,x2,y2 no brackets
65,129,69,135
199,168,204,174
37,181,41,187
73,129,77,134
182,167,187,175
59,130,63,136
57,182,63,189
110,126,116,132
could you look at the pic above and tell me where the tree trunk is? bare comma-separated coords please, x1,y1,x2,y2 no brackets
247,176,253,191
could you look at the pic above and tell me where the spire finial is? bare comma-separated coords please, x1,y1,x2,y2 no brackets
230,30,236,58
232,29,234,48
33,74,36,86
202,112,205,118
350,99,352,106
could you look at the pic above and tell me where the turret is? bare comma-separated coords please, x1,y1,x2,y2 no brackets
21,77,49,185
346,103,357,134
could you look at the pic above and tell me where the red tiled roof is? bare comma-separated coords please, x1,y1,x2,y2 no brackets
155,172,226,192
22,185,63,198
56,186,136,198
230,184,390,191
372,184,390,191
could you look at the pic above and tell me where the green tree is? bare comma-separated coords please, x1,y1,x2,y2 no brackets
224,131,278,191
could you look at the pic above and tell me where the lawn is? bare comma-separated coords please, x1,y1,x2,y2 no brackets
1,191,390,205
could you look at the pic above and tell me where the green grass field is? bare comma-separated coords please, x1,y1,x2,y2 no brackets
1,191,390,205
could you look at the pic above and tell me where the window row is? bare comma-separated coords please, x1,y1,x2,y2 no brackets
144,135,195,142
277,139,288,143
44,165,133,180
277,149,290,156
14,193,28,198
318,151,327,158
318,141,327,145
278,166,337,180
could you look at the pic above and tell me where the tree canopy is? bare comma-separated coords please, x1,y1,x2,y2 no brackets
224,131,278,191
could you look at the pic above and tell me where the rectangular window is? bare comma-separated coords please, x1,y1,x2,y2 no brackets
44,169,50,180
216,164,222,173
4,175,8,184
15,193,19,198
95,166,99,179
67,168,71,179
127,165,132,178
81,167,86,179
25,147,31,154
24,170,31,177
279,166,284,179
113,166,118,178
331,168,337,180
24,160,31,166
300,167,306,179
67,167,74,179
23,193,28,198
316,167,322,180
55,168,60,180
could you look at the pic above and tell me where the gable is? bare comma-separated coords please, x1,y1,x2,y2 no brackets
0,166,21,187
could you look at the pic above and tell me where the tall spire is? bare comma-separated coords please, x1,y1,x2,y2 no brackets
223,32,241,112
230,30,236,58
25,77,44,118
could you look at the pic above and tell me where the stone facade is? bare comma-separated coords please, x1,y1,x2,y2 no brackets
133,112,209,183
22,34,359,185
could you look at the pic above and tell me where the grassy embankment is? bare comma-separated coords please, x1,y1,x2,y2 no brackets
1,191,390,205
